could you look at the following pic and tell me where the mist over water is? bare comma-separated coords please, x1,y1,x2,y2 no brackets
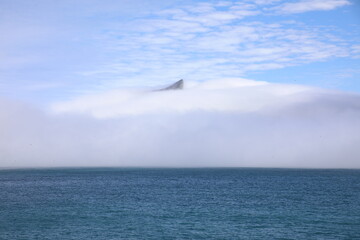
1,79,360,168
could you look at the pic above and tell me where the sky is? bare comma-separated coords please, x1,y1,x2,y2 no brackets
0,0,360,168
1,0,359,102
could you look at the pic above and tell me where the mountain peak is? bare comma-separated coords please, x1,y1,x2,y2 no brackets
159,79,184,91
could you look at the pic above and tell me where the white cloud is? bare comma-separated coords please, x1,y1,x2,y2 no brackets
1,79,360,168
274,0,351,14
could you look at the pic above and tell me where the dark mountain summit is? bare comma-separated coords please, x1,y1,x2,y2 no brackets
159,79,184,91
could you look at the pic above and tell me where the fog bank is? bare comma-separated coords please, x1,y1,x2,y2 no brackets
1,79,360,168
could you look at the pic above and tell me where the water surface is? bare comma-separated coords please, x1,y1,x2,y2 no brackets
0,168,359,239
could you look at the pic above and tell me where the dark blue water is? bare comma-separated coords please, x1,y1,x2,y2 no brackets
0,168,359,239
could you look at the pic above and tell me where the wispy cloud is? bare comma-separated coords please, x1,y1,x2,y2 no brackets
81,0,355,89
352,44,360,58
273,0,351,14
250,0,282,5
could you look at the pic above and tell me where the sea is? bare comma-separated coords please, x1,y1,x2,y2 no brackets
0,168,359,239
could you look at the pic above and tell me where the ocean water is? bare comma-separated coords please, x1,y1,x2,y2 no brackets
0,168,359,239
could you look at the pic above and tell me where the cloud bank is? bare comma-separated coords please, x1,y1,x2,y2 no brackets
1,79,359,168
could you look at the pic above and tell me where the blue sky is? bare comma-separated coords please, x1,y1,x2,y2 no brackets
1,0,359,104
